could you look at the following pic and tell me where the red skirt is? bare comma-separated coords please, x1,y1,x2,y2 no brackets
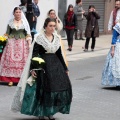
0,76,19,83
0,38,29,83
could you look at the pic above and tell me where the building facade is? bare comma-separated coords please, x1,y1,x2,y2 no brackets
0,0,115,35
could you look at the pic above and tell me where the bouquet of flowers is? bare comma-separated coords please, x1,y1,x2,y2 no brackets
27,57,45,86
0,36,7,53
31,57,45,70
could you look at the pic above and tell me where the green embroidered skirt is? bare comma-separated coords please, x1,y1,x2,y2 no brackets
21,82,72,117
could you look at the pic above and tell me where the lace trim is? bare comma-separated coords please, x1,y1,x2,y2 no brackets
8,19,31,35
8,19,24,30
35,33,60,53
113,23,120,34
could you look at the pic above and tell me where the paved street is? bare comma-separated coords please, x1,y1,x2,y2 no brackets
63,34,111,62
0,35,120,120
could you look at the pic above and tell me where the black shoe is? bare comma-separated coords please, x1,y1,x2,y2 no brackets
80,38,85,40
67,48,70,51
67,48,72,51
48,116,55,120
75,38,79,40
83,49,88,52
116,86,120,89
39,117,45,120
69,48,72,51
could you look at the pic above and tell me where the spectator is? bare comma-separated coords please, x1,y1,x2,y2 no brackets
108,0,120,32
47,9,68,67
32,0,40,30
19,0,27,16
63,4,77,51
74,0,85,40
47,9,63,34
83,5,100,52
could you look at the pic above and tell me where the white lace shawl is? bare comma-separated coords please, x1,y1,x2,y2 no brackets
8,18,31,35
35,33,61,53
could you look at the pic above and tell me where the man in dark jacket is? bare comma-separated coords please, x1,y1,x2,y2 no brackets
32,0,40,30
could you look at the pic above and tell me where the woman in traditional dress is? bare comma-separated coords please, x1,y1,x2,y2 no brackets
47,9,63,34
102,22,120,87
11,18,72,120
47,9,68,66
0,7,32,86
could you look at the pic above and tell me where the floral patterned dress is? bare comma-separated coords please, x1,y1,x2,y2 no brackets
102,23,120,86
0,19,31,83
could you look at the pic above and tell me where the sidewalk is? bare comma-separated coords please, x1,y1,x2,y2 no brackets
62,35,112,62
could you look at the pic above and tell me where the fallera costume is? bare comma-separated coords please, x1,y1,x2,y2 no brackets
0,18,32,83
102,23,120,86
11,33,72,117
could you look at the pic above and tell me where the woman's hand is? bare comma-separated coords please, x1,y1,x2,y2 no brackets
31,70,37,78
111,50,114,57
82,10,85,14
27,40,31,49
66,71,69,76
111,46,115,57
29,44,31,49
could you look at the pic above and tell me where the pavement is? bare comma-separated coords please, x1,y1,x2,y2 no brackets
62,34,112,62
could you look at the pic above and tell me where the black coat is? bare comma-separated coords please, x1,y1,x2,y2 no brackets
84,11,100,38
63,13,77,29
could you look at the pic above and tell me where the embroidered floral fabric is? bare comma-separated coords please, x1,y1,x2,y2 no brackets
102,47,120,86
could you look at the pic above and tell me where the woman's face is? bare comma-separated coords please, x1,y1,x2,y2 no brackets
79,1,82,5
89,7,95,12
49,10,56,19
69,7,73,11
14,9,21,19
45,21,56,34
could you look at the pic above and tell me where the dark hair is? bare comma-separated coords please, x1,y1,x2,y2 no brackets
76,0,82,4
43,18,56,29
116,0,120,2
13,7,21,13
19,0,27,6
88,5,95,10
48,9,55,14
67,4,74,12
